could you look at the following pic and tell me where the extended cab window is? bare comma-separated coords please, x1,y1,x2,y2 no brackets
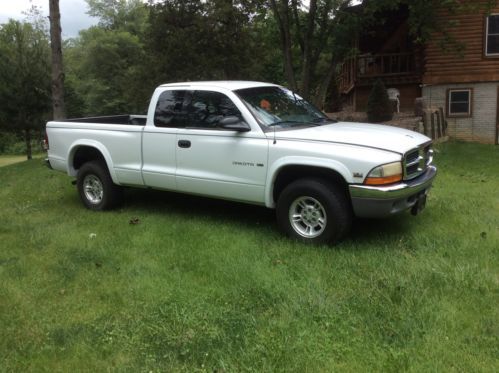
187,91,242,129
154,90,188,127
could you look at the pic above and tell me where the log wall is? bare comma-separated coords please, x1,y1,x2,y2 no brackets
423,2,499,85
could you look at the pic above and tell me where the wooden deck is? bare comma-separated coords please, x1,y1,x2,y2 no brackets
339,52,422,94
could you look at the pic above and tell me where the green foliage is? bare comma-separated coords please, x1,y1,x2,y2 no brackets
0,142,498,370
146,0,279,84
0,20,51,129
0,137,44,155
0,19,51,159
86,0,149,35
61,0,284,116
0,132,21,154
367,79,393,123
66,27,147,115
63,0,152,116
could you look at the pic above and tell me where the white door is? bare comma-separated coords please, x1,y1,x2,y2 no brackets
175,90,269,204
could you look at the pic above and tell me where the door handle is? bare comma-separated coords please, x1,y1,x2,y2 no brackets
178,140,191,148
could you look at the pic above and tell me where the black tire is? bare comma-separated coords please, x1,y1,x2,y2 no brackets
76,161,123,210
276,178,352,245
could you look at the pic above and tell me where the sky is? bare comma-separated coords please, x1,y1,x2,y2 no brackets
0,0,98,38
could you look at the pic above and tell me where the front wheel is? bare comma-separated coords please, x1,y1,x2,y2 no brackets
276,178,352,245
77,161,123,210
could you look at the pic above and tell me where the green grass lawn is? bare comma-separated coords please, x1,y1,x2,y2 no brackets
0,155,28,167
0,142,498,371
0,154,44,168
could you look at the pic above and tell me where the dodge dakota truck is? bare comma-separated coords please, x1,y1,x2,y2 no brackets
46,81,436,244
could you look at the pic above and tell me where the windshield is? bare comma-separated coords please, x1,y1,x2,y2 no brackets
234,86,332,129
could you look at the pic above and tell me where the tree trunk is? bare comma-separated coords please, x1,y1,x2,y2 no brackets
25,129,32,160
315,58,338,110
270,0,297,91
299,0,318,99
49,0,66,120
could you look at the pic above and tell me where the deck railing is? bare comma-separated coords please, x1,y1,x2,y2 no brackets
339,52,421,93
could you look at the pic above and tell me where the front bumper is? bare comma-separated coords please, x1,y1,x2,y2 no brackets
349,165,437,218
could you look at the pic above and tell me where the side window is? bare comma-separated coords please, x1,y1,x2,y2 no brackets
486,15,499,56
154,90,188,127
187,91,242,129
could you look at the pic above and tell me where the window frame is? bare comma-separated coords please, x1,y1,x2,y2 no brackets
446,88,473,118
485,14,499,57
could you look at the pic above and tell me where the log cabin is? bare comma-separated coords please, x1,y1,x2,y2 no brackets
339,1,499,144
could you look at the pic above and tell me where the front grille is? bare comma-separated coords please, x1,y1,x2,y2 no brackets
403,142,433,180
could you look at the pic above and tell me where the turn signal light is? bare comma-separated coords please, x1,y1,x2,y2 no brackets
364,174,402,185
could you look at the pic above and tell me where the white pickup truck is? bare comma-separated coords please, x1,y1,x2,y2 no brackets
46,81,436,244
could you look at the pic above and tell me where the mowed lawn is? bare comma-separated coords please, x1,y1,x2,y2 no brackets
0,154,44,168
0,142,497,371
0,155,29,168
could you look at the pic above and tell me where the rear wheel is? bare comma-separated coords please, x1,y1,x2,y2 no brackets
276,178,352,245
77,161,123,210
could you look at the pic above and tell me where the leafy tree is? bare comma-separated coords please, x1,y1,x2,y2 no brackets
269,0,353,100
146,0,273,83
65,27,147,115
86,0,149,35
367,79,393,123
64,0,150,115
0,20,51,159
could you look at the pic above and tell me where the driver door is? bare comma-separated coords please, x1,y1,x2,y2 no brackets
175,90,269,204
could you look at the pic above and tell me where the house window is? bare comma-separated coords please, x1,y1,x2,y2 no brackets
486,14,499,56
447,89,472,117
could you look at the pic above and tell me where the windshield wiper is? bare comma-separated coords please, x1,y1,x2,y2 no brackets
268,120,322,127
312,117,338,124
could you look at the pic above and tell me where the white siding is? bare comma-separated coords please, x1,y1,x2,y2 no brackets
423,83,498,144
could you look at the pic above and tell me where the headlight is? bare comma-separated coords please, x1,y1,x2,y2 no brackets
364,162,403,186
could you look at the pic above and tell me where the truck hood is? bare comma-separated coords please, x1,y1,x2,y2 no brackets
272,122,430,154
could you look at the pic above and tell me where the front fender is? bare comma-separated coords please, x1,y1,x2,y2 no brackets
67,140,119,184
264,156,353,208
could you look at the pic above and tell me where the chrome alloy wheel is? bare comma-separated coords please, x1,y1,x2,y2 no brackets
289,196,327,238
83,174,104,204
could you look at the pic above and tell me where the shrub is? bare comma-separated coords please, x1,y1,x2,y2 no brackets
0,131,44,155
367,79,393,123
0,132,21,154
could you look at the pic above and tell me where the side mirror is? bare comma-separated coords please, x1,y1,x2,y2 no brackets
219,116,251,132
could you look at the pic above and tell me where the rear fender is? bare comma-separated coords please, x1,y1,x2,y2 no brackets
67,140,119,184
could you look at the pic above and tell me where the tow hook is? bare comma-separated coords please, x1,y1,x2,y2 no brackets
411,192,427,216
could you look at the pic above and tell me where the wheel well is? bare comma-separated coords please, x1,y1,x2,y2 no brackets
273,165,350,204
72,146,106,171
